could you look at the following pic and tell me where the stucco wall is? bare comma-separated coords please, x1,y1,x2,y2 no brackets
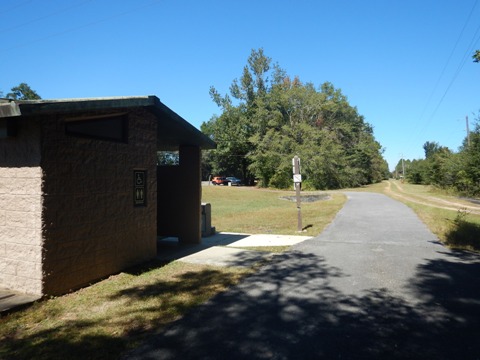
41,109,157,295
0,119,43,295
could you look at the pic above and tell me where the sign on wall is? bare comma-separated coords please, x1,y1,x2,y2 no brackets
134,170,147,207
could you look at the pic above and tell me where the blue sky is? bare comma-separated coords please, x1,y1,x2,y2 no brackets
1,0,479,170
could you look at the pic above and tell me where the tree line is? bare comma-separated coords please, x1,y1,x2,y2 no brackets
201,49,389,190
395,51,479,196
395,116,480,196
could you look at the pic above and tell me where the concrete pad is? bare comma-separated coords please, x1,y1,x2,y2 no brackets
157,233,311,268
227,234,311,247
177,246,270,268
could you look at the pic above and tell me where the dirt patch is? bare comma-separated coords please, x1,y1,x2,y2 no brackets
385,180,480,214
280,194,331,203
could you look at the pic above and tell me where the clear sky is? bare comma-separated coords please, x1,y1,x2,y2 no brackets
1,0,479,170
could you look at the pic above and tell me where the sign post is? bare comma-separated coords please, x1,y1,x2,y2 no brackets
292,156,302,232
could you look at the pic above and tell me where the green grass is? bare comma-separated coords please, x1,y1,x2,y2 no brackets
0,186,346,359
202,186,346,236
445,210,480,251
0,261,250,360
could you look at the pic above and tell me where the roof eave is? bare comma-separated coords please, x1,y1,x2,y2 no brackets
1,96,216,150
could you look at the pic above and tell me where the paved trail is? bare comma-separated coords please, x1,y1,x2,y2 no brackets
125,192,480,359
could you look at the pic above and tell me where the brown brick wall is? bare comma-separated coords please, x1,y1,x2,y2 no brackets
0,119,44,295
41,109,157,295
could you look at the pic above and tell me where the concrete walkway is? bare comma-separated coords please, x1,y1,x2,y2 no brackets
157,232,311,267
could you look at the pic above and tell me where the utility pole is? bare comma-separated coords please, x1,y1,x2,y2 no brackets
466,115,471,148
400,153,406,180
292,155,302,232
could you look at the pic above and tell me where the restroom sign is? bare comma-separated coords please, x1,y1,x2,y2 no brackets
134,170,147,206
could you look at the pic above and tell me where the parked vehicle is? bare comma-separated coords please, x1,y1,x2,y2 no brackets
226,177,242,186
211,176,229,185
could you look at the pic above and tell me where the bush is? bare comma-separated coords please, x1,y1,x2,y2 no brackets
445,209,480,251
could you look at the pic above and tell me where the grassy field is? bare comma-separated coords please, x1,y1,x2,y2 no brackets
0,186,345,360
202,186,346,236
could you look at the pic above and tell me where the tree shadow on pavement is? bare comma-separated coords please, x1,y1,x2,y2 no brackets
406,250,480,357
4,246,479,360
124,249,480,360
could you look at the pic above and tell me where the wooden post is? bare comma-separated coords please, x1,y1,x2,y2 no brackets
292,156,302,232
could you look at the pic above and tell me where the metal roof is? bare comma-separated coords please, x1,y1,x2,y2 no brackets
0,96,216,150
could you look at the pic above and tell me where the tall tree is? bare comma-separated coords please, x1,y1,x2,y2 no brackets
201,107,253,182
423,141,441,159
462,117,480,194
202,49,388,189
205,48,276,183
6,83,41,100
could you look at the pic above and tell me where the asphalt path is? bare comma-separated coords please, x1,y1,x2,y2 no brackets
124,192,480,359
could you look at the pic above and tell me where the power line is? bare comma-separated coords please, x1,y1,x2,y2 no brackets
428,16,480,120
0,0,162,54
0,0,94,34
0,0,35,17
416,0,479,124
405,0,479,161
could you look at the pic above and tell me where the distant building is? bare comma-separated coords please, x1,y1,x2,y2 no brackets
0,96,215,296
